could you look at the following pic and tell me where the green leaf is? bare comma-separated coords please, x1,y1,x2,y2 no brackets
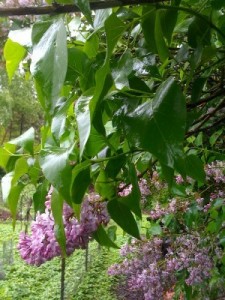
107,199,140,239
123,77,186,168
51,98,73,141
0,143,16,170
83,34,99,59
95,170,116,200
9,127,35,155
112,50,133,90
75,93,92,158
51,188,66,255
155,10,169,62
30,19,67,114
161,164,174,188
4,39,26,83
119,163,141,218
33,181,49,213
105,154,126,179
71,162,91,204
161,9,178,45
93,225,119,248
8,183,24,226
188,17,211,48
11,157,28,186
74,0,92,25
149,223,162,235
191,77,206,103
185,154,206,183
85,126,106,157
1,172,14,203
209,129,223,146
105,13,126,59
142,6,157,54
39,147,72,203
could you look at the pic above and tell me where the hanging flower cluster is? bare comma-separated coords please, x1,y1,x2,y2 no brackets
18,190,110,266
108,235,214,300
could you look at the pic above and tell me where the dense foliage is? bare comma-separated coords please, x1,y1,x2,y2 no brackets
0,0,225,298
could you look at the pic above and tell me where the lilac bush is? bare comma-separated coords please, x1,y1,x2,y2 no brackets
109,161,225,299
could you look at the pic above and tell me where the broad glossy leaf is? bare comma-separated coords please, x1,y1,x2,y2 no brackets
95,170,116,200
4,39,26,82
188,17,211,48
161,164,174,188
33,181,49,213
75,93,92,158
74,0,92,25
8,183,24,226
1,172,13,203
123,78,186,168
85,126,106,157
51,98,73,141
107,199,140,239
10,127,34,155
93,225,119,248
161,9,178,45
88,13,125,123
30,19,67,114
112,51,133,90
90,13,125,121
185,154,206,183
191,77,206,103
51,188,66,255
141,6,157,54
105,13,126,59
39,147,72,202
71,161,91,204
155,10,169,62
119,163,141,218
0,144,16,170
11,157,28,186
83,34,99,59
105,154,126,179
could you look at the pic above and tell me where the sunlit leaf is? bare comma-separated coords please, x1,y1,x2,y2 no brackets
4,39,26,83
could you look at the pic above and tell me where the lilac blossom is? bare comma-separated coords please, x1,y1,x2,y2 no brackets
18,190,110,266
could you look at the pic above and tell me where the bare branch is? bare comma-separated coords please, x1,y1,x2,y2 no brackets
0,0,166,17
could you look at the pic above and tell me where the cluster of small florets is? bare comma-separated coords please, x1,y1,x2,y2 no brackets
18,190,109,266
108,234,214,300
148,198,189,220
4,0,46,6
205,161,225,183
166,235,213,286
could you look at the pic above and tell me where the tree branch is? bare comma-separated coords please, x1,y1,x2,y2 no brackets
0,0,166,17
186,99,225,137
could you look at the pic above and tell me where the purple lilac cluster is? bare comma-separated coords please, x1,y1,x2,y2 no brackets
166,235,213,286
109,238,172,300
18,190,110,266
109,235,214,300
4,0,46,6
118,178,151,200
205,161,225,183
148,198,189,220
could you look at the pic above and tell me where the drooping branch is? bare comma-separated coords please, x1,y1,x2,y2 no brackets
0,0,166,17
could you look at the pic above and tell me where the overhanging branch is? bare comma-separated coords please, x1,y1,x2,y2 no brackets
0,0,165,17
